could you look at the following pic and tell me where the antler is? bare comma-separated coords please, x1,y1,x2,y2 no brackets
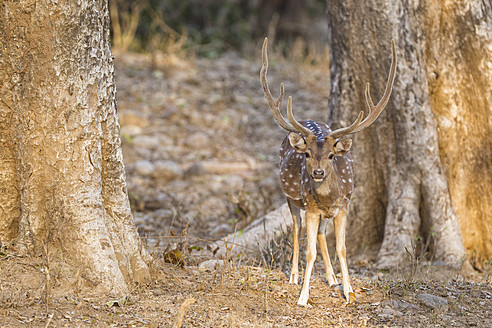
327,111,365,139
329,40,397,139
260,37,314,137
286,96,314,137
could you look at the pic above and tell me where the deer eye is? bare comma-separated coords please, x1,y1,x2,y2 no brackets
305,152,311,158
328,153,335,160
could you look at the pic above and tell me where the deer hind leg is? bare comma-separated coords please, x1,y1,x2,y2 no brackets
297,211,319,306
287,199,301,285
317,218,338,286
334,207,356,302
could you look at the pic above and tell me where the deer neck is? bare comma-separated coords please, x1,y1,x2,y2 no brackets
306,165,342,201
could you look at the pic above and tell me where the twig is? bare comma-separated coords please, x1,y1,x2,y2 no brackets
73,268,81,295
224,224,238,265
44,312,54,328
172,298,196,328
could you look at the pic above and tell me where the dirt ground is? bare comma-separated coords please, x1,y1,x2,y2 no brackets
1,49,490,327
0,247,490,327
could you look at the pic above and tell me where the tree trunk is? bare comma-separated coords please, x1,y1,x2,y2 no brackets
326,0,490,267
0,0,150,294
424,1,492,266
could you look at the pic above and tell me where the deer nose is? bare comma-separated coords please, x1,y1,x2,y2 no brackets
312,169,325,180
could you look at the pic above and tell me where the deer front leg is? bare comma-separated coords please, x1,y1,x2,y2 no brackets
334,207,355,303
287,199,301,285
317,218,338,286
297,211,319,306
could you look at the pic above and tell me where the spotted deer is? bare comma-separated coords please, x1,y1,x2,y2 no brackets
260,38,396,306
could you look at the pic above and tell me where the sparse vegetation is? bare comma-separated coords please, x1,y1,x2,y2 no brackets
1,240,490,327
2,39,490,327
1,1,490,326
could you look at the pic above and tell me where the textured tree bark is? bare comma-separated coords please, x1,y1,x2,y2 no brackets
325,0,491,267
423,1,492,265
0,0,150,294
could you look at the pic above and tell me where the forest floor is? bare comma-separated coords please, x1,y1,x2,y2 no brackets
0,49,490,327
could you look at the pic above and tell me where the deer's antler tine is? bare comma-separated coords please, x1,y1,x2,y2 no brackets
328,111,364,139
286,97,315,137
365,82,375,111
260,37,299,134
276,83,285,108
328,40,397,139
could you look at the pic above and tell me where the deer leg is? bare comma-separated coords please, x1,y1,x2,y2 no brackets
297,211,319,306
333,207,355,302
317,218,338,286
287,199,301,285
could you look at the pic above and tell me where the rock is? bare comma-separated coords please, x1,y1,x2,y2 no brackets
153,160,183,182
152,208,175,220
208,175,244,193
119,111,149,128
134,147,152,161
417,293,448,310
383,299,421,312
226,175,244,191
198,259,225,272
134,160,154,177
132,135,162,149
378,308,403,321
158,134,174,146
120,125,142,136
185,161,256,175
199,196,229,218
209,176,225,193
133,213,148,226
185,163,207,176
186,132,209,149
209,223,232,236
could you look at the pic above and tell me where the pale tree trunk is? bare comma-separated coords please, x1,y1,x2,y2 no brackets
326,0,490,267
0,0,150,294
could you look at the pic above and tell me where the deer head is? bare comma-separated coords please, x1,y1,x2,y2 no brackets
260,37,396,182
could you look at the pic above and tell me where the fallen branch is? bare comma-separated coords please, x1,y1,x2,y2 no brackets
172,298,196,328
215,203,334,257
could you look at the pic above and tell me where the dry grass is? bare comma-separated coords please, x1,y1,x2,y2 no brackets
0,242,490,327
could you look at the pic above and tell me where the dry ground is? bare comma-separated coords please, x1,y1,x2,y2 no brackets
1,48,490,327
0,246,490,327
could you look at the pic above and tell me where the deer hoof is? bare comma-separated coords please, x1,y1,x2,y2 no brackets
327,274,338,286
297,292,310,307
296,300,312,308
289,273,299,285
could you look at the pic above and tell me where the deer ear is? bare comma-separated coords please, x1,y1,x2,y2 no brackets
288,133,307,153
333,138,352,156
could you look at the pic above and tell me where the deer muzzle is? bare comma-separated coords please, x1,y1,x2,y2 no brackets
312,169,325,181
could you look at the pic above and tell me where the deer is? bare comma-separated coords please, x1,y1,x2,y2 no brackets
260,37,396,306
